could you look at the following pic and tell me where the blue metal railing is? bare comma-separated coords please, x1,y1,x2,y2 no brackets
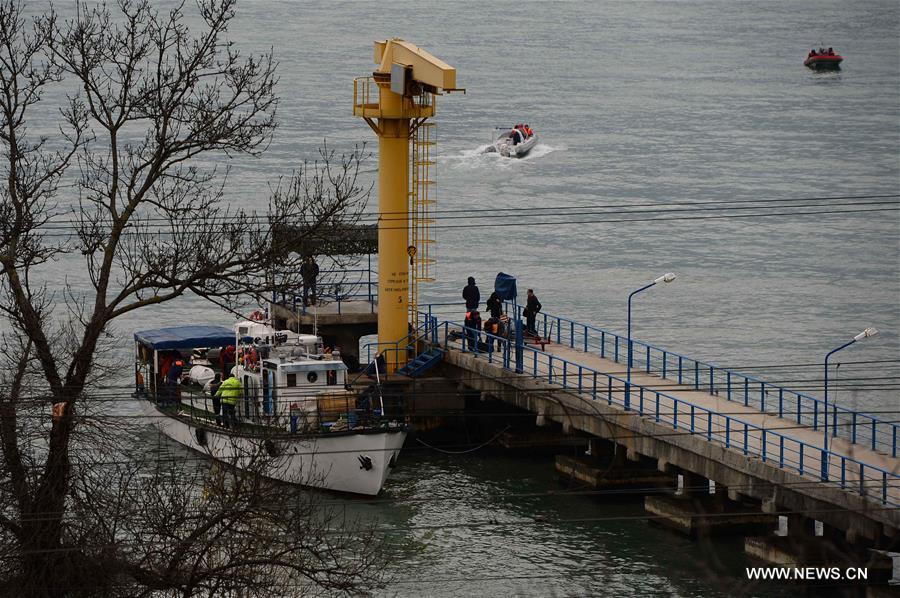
477,304,898,459
362,317,437,367
417,311,899,507
275,268,377,316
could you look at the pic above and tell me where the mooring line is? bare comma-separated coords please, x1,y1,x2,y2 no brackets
415,425,513,454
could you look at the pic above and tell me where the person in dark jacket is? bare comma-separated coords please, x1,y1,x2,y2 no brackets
300,255,319,307
523,289,542,336
166,357,184,405
464,310,482,351
485,291,502,319
208,373,223,425
462,276,480,310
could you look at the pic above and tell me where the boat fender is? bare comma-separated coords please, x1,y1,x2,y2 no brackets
388,453,397,469
264,439,279,458
358,455,373,471
195,428,208,446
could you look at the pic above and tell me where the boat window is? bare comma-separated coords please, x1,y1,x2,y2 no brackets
326,369,337,386
286,373,296,387
307,371,318,384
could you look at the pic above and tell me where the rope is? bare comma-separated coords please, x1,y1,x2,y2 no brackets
415,425,512,455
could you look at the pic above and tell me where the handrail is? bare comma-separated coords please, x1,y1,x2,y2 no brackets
419,300,898,458
361,317,434,366
154,385,384,433
420,313,899,508
275,268,378,316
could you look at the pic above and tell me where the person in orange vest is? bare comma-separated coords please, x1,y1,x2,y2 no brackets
483,316,502,351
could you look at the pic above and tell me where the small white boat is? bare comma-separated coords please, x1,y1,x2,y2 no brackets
134,320,406,495
485,124,538,158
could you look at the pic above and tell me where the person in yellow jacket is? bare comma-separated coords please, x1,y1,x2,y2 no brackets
215,374,243,429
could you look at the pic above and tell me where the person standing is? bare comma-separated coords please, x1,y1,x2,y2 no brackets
483,316,501,351
485,291,502,319
524,289,542,336
464,310,482,351
215,373,243,429
219,344,235,378
300,255,320,307
499,312,511,351
462,276,480,310
167,357,184,405
208,373,223,425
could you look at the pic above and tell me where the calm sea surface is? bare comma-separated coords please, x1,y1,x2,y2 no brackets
23,0,900,595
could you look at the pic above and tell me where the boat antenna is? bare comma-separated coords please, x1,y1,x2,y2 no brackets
372,353,385,414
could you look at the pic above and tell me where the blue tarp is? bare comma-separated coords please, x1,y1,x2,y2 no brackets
134,325,235,350
494,272,517,300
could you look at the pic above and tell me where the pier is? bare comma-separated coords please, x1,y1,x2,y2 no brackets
357,300,900,568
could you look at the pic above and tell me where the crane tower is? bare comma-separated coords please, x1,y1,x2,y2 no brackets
352,39,461,372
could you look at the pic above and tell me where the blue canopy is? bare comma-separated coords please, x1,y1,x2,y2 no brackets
134,325,235,350
494,272,517,300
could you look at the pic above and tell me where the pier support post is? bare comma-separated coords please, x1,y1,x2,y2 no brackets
555,438,674,494
646,472,776,539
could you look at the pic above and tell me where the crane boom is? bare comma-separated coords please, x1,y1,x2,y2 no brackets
374,38,457,91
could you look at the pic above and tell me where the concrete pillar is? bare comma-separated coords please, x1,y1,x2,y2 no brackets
678,470,709,497
786,513,816,537
556,438,674,492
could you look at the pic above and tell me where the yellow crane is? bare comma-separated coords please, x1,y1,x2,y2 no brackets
353,39,461,372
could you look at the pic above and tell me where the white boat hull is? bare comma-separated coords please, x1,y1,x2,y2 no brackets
492,134,538,158
139,398,406,496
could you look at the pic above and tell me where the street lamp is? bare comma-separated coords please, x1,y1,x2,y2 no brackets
821,327,878,480
626,272,676,410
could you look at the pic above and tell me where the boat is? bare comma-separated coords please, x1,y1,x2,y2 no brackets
485,124,538,158
133,320,407,495
804,48,843,70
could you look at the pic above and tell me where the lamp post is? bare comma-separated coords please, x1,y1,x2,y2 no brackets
821,327,877,480
626,272,676,410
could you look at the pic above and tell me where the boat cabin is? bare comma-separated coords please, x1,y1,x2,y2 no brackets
234,321,352,433
133,325,236,399
135,324,361,434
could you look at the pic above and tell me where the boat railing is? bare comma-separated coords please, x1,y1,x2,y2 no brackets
152,384,385,434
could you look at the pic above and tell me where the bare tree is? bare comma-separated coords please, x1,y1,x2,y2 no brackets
0,1,379,595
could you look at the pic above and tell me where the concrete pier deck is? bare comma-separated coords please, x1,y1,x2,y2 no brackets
422,311,899,546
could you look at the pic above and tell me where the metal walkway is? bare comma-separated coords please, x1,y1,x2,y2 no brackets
418,303,900,509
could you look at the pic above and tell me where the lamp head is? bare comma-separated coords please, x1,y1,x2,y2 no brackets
654,272,677,284
853,327,878,342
